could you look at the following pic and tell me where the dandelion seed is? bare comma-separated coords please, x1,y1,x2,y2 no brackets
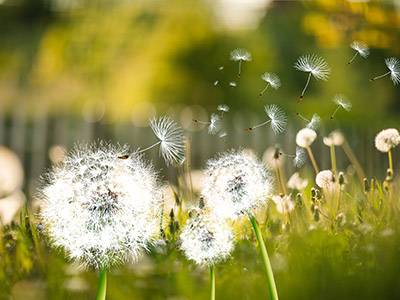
202,149,273,220
287,172,308,190
295,112,321,131
347,41,370,65
258,72,281,98
279,147,307,168
214,80,219,86
246,104,287,134
219,66,224,71
180,208,234,266
263,147,284,170
229,81,237,90
294,54,331,101
38,141,163,269
217,104,230,118
271,194,295,214
119,116,185,166
369,57,400,85
230,48,252,78
193,113,222,135
374,128,400,153
316,170,335,189
330,94,352,120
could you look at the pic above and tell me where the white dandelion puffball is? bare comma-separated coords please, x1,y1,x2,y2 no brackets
202,149,273,220
208,113,222,135
38,142,163,269
287,172,308,190
350,41,370,58
385,57,400,85
332,94,352,112
374,128,400,152
261,72,281,90
296,128,317,148
323,131,344,147
150,116,185,166
265,104,287,134
294,54,331,81
180,208,234,266
271,194,295,214
315,170,335,189
230,48,252,62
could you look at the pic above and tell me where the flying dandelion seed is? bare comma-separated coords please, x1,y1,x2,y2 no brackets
219,66,224,71
193,113,222,135
214,80,219,86
230,48,252,78
279,147,307,168
38,141,163,269
217,104,230,118
258,72,281,98
347,41,370,65
330,94,352,120
294,55,331,102
119,116,185,166
246,104,287,134
229,81,237,90
295,112,321,131
369,57,400,85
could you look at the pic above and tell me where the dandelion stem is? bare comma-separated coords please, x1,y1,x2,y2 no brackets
130,141,162,156
299,72,312,101
210,265,215,300
370,71,391,82
258,83,270,98
306,145,319,174
388,149,393,171
96,265,107,300
330,145,337,179
341,139,365,182
248,213,279,300
347,52,358,65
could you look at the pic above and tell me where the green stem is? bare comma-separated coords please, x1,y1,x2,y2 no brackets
210,264,215,300
248,213,279,300
330,145,337,179
388,149,393,171
96,265,107,300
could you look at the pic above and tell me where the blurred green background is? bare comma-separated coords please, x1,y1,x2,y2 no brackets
1,0,400,299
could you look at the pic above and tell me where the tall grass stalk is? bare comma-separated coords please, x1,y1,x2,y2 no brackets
248,212,279,300
96,265,107,300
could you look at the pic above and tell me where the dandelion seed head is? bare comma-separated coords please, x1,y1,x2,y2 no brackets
180,208,234,266
264,104,287,134
384,57,400,85
374,128,400,152
350,41,370,58
294,55,331,81
229,48,252,62
332,94,352,112
261,72,281,90
293,147,307,168
306,114,321,131
323,131,344,147
202,149,273,220
150,116,185,166
287,172,308,190
296,128,317,148
208,113,222,135
271,194,295,214
38,141,163,269
315,170,335,189
217,104,230,113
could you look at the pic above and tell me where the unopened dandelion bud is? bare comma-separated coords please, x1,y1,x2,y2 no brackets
313,206,320,222
296,193,303,206
338,172,345,185
311,187,316,199
316,189,322,200
386,168,393,181
383,181,390,193
363,178,370,194
169,208,175,220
